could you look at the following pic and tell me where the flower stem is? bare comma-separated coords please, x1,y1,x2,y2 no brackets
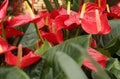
13,36,20,45
1,22,6,40
17,44,22,68
75,27,80,37
34,24,45,43
66,30,69,39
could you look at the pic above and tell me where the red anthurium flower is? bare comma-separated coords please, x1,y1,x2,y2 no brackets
40,30,64,45
50,10,60,19
0,38,16,54
81,9,111,34
110,1,120,17
83,47,107,71
0,0,8,21
36,11,50,29
55,15,69,31
0,23,24,38
5,48,41,69
0,0,25,38
64,13,81,28
95,0,106,11
7,14,33,27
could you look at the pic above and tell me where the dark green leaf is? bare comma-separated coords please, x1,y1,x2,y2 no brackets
53,0,60,9
0,67,29,79
107,0,118,6
43,0,53,12
19,23,38,50
116,49,120,56
44,35,90,66
94,19,120,48
96,48,111,58
55,51,88,79
42,35,90,79
71,0,80,11
24,60,44,79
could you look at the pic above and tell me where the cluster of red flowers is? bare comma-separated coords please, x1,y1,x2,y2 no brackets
0,0,120,71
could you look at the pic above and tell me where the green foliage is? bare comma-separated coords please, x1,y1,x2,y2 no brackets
0,67,29,79
43,0,53,12
94,19,120,57
71,0,80,11
25,35,90,79
53,0,60,9
35,41,51,55
107,58,120,79
19,23,38,50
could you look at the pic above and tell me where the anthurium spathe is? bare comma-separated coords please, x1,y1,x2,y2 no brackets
0,0,8,21
5,47,41,69
110,1,120,17
0,24,24,38
95,0,106,11
81,9,111,34
0,38,16,54
40,30,64,45
83,47,107,71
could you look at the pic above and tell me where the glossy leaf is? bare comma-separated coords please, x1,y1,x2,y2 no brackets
44,35,90,66
0,67,29,79
24,60,45,79
55,51,88,79
41,35,90,79
35,41,51,55
101,19,120,47
19,23,38,50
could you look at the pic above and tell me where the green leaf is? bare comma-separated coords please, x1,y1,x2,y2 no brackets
71,0,80,11
94,19,120,54
106,58,120,79
44,35,90,66
24,59,54,79
43,0,53,12
19,23,38,50
107,0,118,6
42,35,90,79
53,0,60,9
116,49,120,56
96,19,120,48
55,51,88,79
0,67,29,79
25,35,90,79
35,41,51,56
96,48,111,58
